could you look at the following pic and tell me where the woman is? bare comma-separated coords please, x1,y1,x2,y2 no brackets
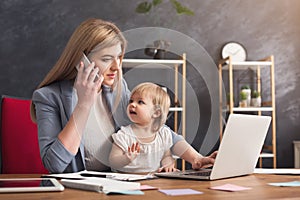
31,18,216,173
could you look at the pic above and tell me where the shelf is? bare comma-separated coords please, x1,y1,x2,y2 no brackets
232,107,273,112
259,153,274,158
219,55,276,168
222,107,273,113
122,59,184,68
221,61,273,70
169,107,183,112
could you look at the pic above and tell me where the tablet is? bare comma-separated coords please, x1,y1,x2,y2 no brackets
0,178,64,193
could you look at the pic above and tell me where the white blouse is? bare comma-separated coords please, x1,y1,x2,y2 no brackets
82,92,115,171
111,125,173,173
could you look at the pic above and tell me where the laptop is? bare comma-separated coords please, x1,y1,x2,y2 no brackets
155,114,271,180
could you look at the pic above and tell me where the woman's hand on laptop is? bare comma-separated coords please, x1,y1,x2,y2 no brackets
192,151,218,169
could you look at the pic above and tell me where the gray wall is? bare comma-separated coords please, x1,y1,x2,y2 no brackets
1,0,300,168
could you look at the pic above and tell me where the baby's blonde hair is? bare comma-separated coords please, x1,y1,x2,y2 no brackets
131,82,170,132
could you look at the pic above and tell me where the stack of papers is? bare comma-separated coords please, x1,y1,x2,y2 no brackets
42,170,157,194
61,177,142,194
43,170,156,181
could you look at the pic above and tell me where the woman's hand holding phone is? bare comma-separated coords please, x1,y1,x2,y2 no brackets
74,56,104,109
76,53,102,82
82,53,101,82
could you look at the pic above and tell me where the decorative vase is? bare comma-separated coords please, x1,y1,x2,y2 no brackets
144,40,170,59
153,49,166,59
144,45,157,57
251,97,261,107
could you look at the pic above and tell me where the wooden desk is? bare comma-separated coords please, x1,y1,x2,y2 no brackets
0,173,300,199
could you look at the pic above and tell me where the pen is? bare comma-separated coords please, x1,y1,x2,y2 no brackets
80,173,107,178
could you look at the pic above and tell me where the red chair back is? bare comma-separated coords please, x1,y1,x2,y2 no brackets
0,96,48,174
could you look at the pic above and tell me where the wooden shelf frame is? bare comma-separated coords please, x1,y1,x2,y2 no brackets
122,54,187,170
218,55,276,168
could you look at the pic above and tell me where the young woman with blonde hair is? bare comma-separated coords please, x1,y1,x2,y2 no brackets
31,18,216,173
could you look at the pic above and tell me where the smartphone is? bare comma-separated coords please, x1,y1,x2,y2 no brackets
0,178,64,193
77,53,100,81
81,53,91,69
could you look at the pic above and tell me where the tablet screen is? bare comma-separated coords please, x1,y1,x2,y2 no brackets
0,178,64,193
0,179,54,188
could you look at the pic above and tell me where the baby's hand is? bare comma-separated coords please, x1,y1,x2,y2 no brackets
158,164,179,173
126,142,140,161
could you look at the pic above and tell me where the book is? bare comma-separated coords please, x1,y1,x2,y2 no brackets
61,177,141,193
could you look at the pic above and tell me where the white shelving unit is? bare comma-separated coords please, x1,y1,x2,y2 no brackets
122,54,187,170
218,55,276,168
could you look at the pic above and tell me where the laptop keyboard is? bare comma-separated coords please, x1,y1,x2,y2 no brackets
183,170,211,176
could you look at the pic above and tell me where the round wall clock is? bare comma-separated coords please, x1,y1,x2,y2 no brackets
221,42,247,62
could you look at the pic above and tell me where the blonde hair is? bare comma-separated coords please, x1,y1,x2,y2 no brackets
30,18,127,122
131,82,171,132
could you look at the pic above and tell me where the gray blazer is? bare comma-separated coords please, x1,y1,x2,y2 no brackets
32,79,183,173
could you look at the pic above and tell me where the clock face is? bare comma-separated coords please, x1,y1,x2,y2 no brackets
221,42,247,62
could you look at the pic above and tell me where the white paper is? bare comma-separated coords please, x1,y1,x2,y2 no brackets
254,168,300,174
61,177,140,193
43,171,83,179
43,170,156,181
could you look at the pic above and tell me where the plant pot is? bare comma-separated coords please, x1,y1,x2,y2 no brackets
241,89,251,107
251,97,261,107
144,45,157,57
154,49,166,59
239,100,247,107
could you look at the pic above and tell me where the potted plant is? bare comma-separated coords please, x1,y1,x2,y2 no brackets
251,90,261,107
135,0,194,58
135,0,194,16
239,91,248,107
241,85,251,107
144,40,171,59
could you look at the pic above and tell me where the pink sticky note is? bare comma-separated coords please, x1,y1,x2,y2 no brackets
210,184,251,192
159,189,203,196
139,185,158,190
